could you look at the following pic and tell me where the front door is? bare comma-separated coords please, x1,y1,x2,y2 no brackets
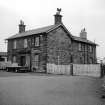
32,54,39,71
20,56,26,66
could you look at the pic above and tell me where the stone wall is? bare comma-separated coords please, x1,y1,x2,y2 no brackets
7,34,47,72
7,26,97,73
47,26,96,65
72,40,97,64
31,34,47,72
47,27,72,65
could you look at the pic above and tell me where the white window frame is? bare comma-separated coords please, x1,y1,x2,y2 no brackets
85,45,87,51
13,56,16,63
34,54,39,69
35,37,40,46
89,46,92,52
78,43,82,51
13,40,17,49
24,39,28,48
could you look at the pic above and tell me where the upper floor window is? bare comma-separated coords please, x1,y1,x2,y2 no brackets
88,45,92,52
13,40,17,49
78,43,82,51
89,46,92,52
32,37,34,46
24,39,28,48
35,37,40,46
81,44,87,52
85,45,87,51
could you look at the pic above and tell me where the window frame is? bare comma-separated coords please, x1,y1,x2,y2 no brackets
13,56,16,63
85,45,87,52
34,54,39,69
24,38,28,48
78,43,82,51
34,36,40,47
89,45,92,52
13,40,17,49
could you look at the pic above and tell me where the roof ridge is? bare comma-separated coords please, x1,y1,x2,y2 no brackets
6,24,58,40
16,24,57,34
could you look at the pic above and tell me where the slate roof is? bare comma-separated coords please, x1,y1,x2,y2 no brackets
72,36,97,45
7,24,58,40
6,24,97,45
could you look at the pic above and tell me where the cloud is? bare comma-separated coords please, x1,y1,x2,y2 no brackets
0,0,105,57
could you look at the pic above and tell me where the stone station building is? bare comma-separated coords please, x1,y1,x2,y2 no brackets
6,9,97,72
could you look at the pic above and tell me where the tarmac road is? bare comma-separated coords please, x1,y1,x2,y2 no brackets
0,71,104,105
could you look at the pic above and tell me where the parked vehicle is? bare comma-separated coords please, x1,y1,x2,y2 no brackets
0,62,7,70
0,61,30,72
6,62,30,72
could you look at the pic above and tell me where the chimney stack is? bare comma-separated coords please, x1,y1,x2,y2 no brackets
80,28,87,39
54,8,62,25
19,20,26,33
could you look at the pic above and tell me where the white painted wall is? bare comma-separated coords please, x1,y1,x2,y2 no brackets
47,63,71,75
73,64,101,77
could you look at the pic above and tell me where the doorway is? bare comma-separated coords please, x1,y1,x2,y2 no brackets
32,54,39,71
20,56,26,66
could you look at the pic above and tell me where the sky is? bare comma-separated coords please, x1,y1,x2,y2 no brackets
0,0,105,59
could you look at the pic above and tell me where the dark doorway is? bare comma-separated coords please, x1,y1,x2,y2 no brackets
20,56,26,66
70,55,73,63
0,57,5,61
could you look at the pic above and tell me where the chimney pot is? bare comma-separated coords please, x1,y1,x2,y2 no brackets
80,28,87,39
19,20,26,33
54,8,63,25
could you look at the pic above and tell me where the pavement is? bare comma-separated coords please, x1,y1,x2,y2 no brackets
0,71,104,105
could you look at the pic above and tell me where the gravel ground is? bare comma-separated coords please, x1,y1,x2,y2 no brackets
0,71,104,105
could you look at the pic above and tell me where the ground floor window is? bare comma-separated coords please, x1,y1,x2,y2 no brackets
80,57,83,64
89,57,93,64
33,54,39,69
20,56,26,66
13,56,16,63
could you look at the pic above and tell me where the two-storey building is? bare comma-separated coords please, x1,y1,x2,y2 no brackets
6,9,97,72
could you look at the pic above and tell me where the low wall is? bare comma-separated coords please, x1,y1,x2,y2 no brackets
47,63,71,75
73,64,101,77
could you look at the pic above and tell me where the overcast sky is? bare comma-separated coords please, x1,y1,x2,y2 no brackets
0,0,105,59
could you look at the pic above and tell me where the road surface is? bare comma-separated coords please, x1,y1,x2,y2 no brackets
0,71,104,105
